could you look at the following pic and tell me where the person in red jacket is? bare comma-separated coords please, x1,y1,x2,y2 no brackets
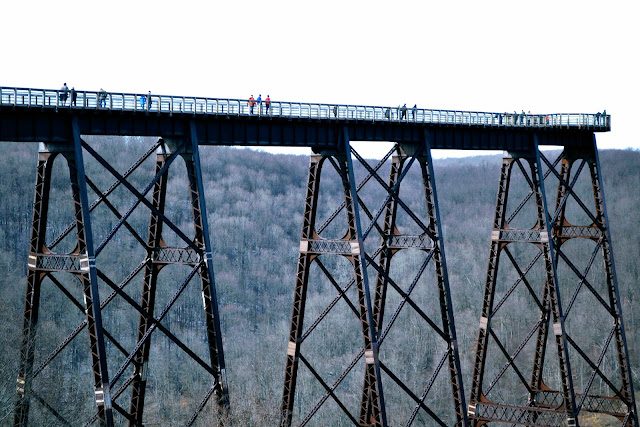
265,95,271,114
248,95,256,114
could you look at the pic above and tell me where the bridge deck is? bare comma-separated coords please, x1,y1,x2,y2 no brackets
1,86,609,150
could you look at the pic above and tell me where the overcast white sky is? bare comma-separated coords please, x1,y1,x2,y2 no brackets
2,0,638,158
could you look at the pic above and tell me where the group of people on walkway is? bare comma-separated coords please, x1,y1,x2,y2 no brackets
59,84,155,110
248,94,271,114
58,83,78,106
384,103,418,120
55,85,608,128
139,91,152,109
59,83,106,107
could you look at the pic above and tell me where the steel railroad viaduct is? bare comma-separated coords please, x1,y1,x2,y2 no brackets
1,86,635,427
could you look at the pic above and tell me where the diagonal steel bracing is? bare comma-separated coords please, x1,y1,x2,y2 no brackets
535,142,637,425
280,129,466,426
468,147,577,426
355,137,467,426
468,140,637,426
280,131,386,426
14,120,228,426
15,131,115,426
10,110,636,427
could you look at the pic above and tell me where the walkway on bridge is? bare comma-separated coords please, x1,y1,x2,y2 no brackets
1,86,610,131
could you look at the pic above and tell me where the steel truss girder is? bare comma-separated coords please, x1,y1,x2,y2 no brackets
468,139,637,426
280,129,467,426
14,120,228,426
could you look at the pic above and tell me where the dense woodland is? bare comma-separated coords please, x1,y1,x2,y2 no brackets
0,138,638,426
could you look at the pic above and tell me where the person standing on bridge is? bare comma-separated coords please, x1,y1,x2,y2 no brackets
60,83,69,105
248,95,255,114
412,104,417,121
257,94,262,115
400,103,407,120
265,95,270,114
99,88,107,108
70,87,77,106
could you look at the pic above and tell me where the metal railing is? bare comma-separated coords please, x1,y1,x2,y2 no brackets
0,86,611,130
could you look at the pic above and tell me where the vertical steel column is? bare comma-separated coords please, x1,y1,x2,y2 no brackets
186,122,229,413
532,144,577,426
419,137,467,426
590,142,638,425
128,142,170,424
341,130,387,427
70,119,115,426
467,153,511,423
468,147,577,426
280,154,323,426
589,141,638,426
14,147,57,427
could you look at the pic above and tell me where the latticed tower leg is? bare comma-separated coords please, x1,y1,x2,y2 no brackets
418,140,467,426
280,155,323,426
530,148,577,425
587,142,639,425
70,122,115,426
280,129,386,426
128,142,170,424
468,148,577,426
14,148,57,427
185,124,229,416
468,155,510,426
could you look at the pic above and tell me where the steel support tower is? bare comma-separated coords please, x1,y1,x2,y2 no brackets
467,139,637,426
13,120,228,426
280,130,467,426
2,85,636,426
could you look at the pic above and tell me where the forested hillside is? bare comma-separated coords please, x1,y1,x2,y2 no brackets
0,139,638,425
